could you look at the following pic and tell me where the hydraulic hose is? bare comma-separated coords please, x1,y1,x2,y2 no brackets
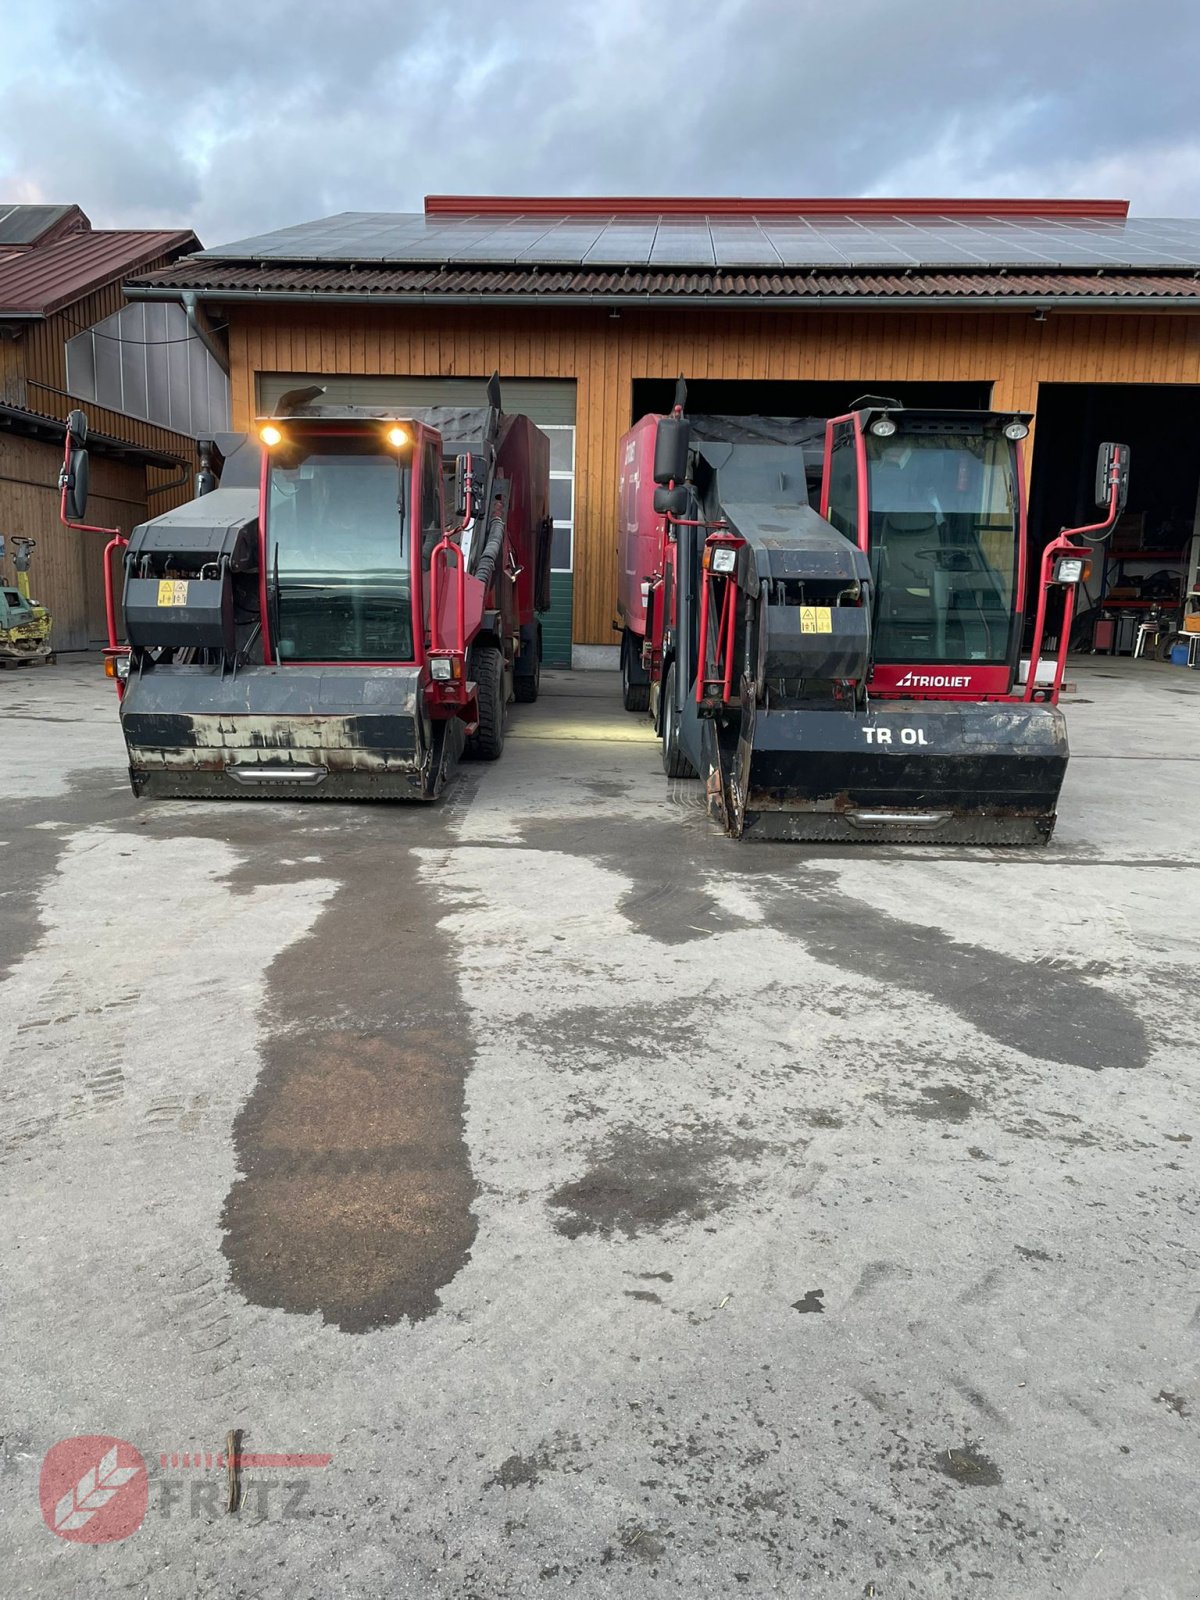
472,512,507,592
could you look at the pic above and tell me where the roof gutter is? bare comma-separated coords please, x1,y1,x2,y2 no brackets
125,285,1200,313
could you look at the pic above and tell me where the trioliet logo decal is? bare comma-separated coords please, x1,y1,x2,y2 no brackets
894,671,972,689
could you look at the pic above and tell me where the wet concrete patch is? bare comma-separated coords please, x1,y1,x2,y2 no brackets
491,1452,543,1489
487,1433,582,1491
0,770,135,982
1155,1390,1191,1418
791,1289,825,1314
759,879,1150,1073
549,1123,764,1239
511,996,704,1071
221,811,478,1332
904,1085,982,1123
515,816,748,944
930,1443,1003,1488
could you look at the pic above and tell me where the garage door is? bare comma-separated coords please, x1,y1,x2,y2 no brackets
257,374,576,667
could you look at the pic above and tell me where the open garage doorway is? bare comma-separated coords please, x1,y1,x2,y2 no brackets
1027,384,1200,656
632,378,992,426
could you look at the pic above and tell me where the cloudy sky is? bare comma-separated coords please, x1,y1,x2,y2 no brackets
1,0,1197,249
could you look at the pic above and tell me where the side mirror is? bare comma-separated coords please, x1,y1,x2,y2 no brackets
653,485,688,517
1095,441,1130,516
653,416,691,486
64,447,90,521
66,408,88,446
453,454,469,517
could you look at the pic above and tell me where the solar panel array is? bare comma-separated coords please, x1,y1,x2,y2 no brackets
0,203,76,247
199,210,1200,271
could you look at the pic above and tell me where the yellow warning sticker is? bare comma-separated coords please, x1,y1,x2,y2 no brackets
157,580,189,607
800,606,833,634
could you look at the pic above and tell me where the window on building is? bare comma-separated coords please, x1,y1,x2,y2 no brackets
65,301,230,437
543,425,575,571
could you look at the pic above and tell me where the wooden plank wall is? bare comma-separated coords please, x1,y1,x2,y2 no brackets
0,434,144,650
1,248,207,648
225,303,1200,645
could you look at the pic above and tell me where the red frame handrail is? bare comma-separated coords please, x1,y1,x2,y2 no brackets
428,535,467,656
696,534,743,706
428,456,475,660
59,429,129,695
1023,443,1127,703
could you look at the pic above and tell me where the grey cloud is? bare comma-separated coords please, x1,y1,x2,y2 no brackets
1,0,1197,246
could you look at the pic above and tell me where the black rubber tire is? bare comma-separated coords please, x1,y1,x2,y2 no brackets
513,625,541,703
466,644,506,760
661,663,697,778
622,632,650,712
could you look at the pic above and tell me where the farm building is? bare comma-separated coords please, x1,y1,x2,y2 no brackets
127,194,1200,665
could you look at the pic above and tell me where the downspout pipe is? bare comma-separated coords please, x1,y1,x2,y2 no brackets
182,291,229,373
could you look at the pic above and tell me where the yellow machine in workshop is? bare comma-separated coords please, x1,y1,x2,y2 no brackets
0,536,54,665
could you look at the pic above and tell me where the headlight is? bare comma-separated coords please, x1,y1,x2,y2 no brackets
709,546,737,574
429,656,453,681
870,416,897,437
1053,555,1086,584
1004,419,1030,441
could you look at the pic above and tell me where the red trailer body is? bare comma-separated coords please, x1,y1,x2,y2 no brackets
617,414,664,638
616,413,671,712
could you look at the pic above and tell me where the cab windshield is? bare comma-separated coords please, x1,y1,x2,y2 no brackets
865,429,1019,665
267,436,412,662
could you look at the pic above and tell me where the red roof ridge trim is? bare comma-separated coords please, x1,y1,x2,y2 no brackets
424,195,1131,220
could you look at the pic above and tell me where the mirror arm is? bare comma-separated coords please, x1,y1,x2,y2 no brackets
1060,444,1126,545
57,426,121,538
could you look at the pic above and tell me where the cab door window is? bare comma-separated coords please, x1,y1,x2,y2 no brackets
825,421,860,541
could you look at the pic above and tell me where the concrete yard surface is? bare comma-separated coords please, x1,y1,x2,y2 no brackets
1,656,1198,1598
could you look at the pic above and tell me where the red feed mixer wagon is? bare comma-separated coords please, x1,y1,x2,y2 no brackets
59,376,552,800
616,380,1129,844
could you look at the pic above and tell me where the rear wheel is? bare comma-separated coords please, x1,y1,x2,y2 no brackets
622,631,650,712
513,624,541,703
661,663,696,778
466,644,505,760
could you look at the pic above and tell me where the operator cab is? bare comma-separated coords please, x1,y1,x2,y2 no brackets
822,404,1031,695
262,421,432,665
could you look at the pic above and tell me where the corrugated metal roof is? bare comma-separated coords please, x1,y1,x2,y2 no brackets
0,226,199,317
128,258,1200,304
0,400,186,467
